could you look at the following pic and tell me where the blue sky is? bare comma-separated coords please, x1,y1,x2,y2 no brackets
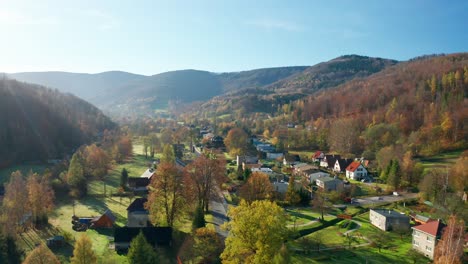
1,0,466,75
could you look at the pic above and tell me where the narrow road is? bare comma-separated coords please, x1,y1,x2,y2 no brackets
209,185,229,239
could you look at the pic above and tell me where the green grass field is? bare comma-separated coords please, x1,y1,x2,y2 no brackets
418,150,462,172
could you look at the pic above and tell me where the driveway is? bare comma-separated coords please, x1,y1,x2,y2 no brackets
353,192,418,205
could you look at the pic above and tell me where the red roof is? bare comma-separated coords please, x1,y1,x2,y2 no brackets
412,220,443,237
312,151,323,159
346,161,362,172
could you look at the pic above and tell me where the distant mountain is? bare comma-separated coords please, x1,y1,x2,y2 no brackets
9,71,146,103
6,55,397,116
217,66,308,93
0,78,116,167
195,55,398,114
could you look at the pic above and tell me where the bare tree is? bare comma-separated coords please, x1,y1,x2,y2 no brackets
434,215,465,264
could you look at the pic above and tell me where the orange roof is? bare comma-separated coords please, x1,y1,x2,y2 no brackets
412,220,443,237
346,161,362,172
312,151,323,159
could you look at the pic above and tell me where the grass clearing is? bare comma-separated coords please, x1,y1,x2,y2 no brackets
418,150,462,172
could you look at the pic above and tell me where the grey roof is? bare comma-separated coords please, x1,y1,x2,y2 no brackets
371,209,409,219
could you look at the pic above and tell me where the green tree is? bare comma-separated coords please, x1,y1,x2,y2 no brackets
0,233,22,264
70,234,97,264
285,175,300,205
23,243,60,264
272,244,290,264
67,152,87,198
120,168,129,188
127,231,158,264
192,206,206,229
161,144,176,164
387,159,401,190
221,200,288,264
193,227,222,264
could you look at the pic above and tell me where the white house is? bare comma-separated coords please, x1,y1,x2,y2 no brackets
345,161,368,180
308,171,330,184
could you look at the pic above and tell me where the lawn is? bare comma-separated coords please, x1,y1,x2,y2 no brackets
290,211,429,264
418,150,462,172
0,164,48,184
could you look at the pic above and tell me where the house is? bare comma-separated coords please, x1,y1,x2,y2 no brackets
114,227,172,251
345,161,368,180
90,209,116,228
320,155,341,168
308,172,330,184
140,168,156,179
127,177,151,192
312,151,325,162
273,181,289,193
412,220,445,259
243,163,262,171
294,164,319,177
266,152,283,160
369,209,410,231
410,214,433,225
127,198,150,227
251,167,273,174
236,155,258,167
316,176,344,192
333,158,353,173
283,154,300,166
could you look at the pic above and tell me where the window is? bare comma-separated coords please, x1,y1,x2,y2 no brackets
413,240,419,247
426,236,432,241
414,231,420,237
426,246,432,252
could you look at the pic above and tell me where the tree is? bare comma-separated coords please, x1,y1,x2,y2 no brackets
387,159,401,190
0,232,22,264
26,173,54,226
272,244,290,264
221,200,288,264
184,153,226,212
23,243,60,264
112,136,133,163
450,152,468,193
406,248,422,264
311,191,329,221
67,152,87,198
285,175,301,205
146,162,185,227
70,234,97,264
224,128,248,156
120,168,129,188
344,233,358,249
434,215,465,264
82,144,110,179
2,171,29,236
328,118,361,154
369,230,390,253
192,206,206,229
161,144,176,164
238,172,273,203
127,231,158,264
193,227,222,264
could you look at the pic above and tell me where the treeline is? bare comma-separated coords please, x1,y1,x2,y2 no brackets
0,78,116,167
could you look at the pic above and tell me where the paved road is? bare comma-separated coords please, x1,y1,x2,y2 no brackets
209,185,229,239
354,192,418,205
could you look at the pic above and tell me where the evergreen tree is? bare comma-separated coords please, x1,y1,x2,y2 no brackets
120,168,129,188
387,159,401,189
192,206,206,229
127,231,158,264
70,234,97,264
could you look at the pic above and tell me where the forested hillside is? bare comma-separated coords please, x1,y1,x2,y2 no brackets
0,78,116,167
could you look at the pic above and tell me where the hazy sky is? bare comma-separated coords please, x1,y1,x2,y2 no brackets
1,0,467,75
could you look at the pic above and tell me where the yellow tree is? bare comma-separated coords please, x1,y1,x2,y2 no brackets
434,215,465,264
224,128,248,156
70,234,97,264
27,172,54,226
146,162,185,227
221,200,288,264
23,243,60,264
2,171,29,236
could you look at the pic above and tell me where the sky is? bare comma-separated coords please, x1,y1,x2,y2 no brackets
0,0,467,75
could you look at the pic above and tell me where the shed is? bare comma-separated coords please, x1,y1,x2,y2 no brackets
90,209,116,228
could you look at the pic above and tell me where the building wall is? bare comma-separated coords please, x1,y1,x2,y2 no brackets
370,210,387,231
346,165,368,180
412,230,436,259
127,212,149,227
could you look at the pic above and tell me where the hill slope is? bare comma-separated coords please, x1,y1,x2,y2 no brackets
0,78,116,167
